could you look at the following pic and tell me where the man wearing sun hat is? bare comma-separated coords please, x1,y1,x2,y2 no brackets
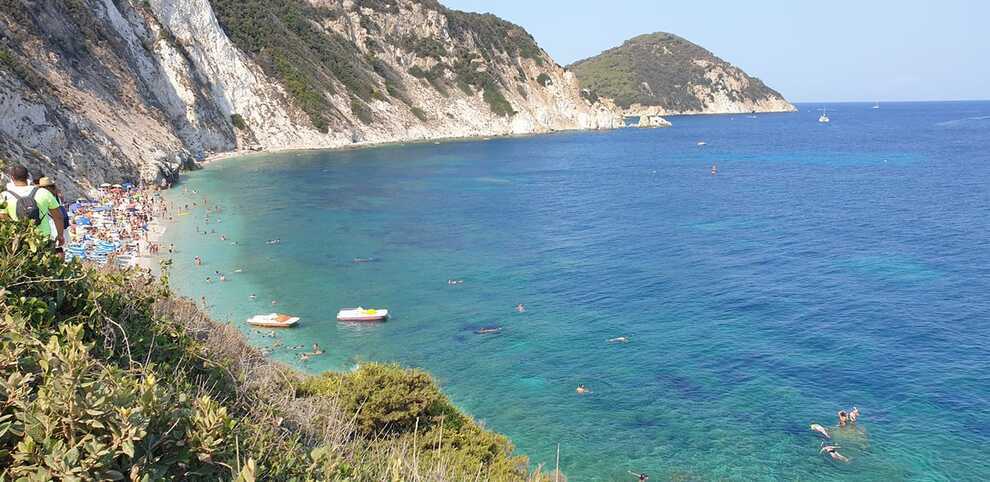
37,176,71,246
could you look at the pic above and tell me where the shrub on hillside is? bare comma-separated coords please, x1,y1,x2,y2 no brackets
230,113,248,130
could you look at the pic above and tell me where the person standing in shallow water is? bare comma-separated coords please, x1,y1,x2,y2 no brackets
837,410,849,427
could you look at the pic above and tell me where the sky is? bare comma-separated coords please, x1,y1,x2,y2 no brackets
440,0,990,103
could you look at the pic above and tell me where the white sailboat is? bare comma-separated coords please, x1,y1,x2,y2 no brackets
818,108,830,123
873,101,880,109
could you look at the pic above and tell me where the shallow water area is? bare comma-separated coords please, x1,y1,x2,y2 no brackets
164,102,990,481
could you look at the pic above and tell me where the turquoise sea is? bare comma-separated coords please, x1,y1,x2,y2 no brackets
164,102,990,481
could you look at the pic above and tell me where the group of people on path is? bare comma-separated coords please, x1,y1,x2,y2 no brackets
1,164,67,252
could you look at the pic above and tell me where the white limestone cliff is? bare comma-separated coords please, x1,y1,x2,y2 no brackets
0,0,622,197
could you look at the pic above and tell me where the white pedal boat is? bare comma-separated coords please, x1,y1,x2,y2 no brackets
247,313,300,328
337,307,389,322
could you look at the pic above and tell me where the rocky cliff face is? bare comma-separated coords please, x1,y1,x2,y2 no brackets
0,0,622,197
569,32,796,117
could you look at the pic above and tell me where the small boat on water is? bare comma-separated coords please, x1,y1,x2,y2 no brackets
873,101,880,110
337,307,389,322
818,108,830,123
247,313,300,328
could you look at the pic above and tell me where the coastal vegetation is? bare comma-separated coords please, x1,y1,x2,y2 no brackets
230,114,247,130
209,0,536,128
0,220,552,480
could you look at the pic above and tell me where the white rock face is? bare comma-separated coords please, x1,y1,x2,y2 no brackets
0,0,623,197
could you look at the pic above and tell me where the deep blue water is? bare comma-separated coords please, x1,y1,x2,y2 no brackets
165,102,990,481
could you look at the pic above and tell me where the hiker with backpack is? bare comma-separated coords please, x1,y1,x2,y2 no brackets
1,164,66,251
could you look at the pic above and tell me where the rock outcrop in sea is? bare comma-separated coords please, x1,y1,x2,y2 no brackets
0,0,623,196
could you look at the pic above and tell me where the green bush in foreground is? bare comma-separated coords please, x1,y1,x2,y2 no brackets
0,220,551,480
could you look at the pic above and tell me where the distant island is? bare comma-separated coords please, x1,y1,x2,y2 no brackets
569,32,797,117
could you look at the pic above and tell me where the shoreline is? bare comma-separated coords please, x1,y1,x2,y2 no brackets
199,126,616,166
198,106,806,167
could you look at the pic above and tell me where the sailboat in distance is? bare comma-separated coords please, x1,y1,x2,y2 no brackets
873,101,880,109
818,108,830,123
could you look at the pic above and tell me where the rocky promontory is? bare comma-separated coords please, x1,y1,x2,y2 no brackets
569,32,796,118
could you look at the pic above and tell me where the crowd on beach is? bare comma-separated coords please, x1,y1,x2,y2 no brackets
2,163,167,269
63,183,168,268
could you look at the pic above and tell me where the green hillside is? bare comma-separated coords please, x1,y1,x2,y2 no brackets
569,32,789,112
209,0,549,130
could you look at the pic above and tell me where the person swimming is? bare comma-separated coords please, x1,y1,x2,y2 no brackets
219,274,226,282
711,163,718,175
249,293,256,300
848,406,860,424
476,327,501,334
576,384,589,394
194,256,202,266
608,336,630,343
820,444,850,463
628,471,649,481
310,343,324,355
515,303,526,313
837,410,849,427
810,423,831,439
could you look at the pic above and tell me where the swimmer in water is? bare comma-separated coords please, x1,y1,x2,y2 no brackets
515,303,526,313
810,423,831,439
194,256,202,266
608,336,630,343
711,163,718,175
205,277,212,283
849,406,860,424
476,327,502,334
271,300,278,305
576,384,589,394
628,471,649,481
249,293,256,300
837,410,849,427
219,274,226,282
820,444,849,463
303,343,324,356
